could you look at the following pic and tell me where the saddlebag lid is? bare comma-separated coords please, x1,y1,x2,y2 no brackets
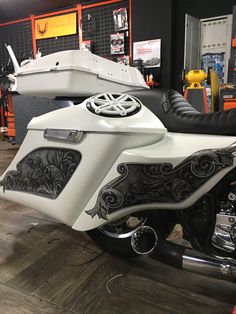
27,93,167,135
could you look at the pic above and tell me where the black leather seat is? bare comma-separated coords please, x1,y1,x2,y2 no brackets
129,89,236,135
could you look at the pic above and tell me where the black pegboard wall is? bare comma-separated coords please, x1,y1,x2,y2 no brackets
0,20,33,66
0,1,130,66
36,34,79,57
82,0,130,60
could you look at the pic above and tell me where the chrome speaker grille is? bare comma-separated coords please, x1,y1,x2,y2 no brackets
86,93,142,117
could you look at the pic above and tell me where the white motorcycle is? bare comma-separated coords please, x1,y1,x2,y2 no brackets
2,46,236,280
0,87,236,282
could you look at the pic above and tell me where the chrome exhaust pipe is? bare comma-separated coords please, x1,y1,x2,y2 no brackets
183,250,236,281
131,226,236,281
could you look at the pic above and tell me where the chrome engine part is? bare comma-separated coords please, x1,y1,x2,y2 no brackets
212,196,236,252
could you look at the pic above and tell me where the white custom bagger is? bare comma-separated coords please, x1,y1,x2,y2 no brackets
2,47,236,281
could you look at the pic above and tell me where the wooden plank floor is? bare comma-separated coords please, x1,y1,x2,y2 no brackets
0,141,235,313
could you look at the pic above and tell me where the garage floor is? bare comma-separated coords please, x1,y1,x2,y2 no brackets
0,142,235,314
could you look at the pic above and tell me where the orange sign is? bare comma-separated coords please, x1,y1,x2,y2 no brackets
35,12,77,40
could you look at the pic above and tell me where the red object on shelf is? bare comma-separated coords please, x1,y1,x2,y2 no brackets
232,37,236,47
223,98,236,110
232,306,236,314
146,81,158,87
0,89,5,128
5,94,16,138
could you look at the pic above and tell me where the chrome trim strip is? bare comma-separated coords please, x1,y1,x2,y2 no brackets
44,129,83,143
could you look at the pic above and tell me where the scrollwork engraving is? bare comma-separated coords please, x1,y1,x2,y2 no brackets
86,143,236,219
0,148,81,199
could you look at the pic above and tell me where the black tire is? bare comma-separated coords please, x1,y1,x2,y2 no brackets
87,211,175,257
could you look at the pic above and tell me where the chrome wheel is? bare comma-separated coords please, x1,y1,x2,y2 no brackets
87,210,175,257
98,214,147,239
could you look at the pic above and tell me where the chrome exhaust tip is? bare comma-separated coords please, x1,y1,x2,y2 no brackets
130,226,236,282
131,226,158,255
